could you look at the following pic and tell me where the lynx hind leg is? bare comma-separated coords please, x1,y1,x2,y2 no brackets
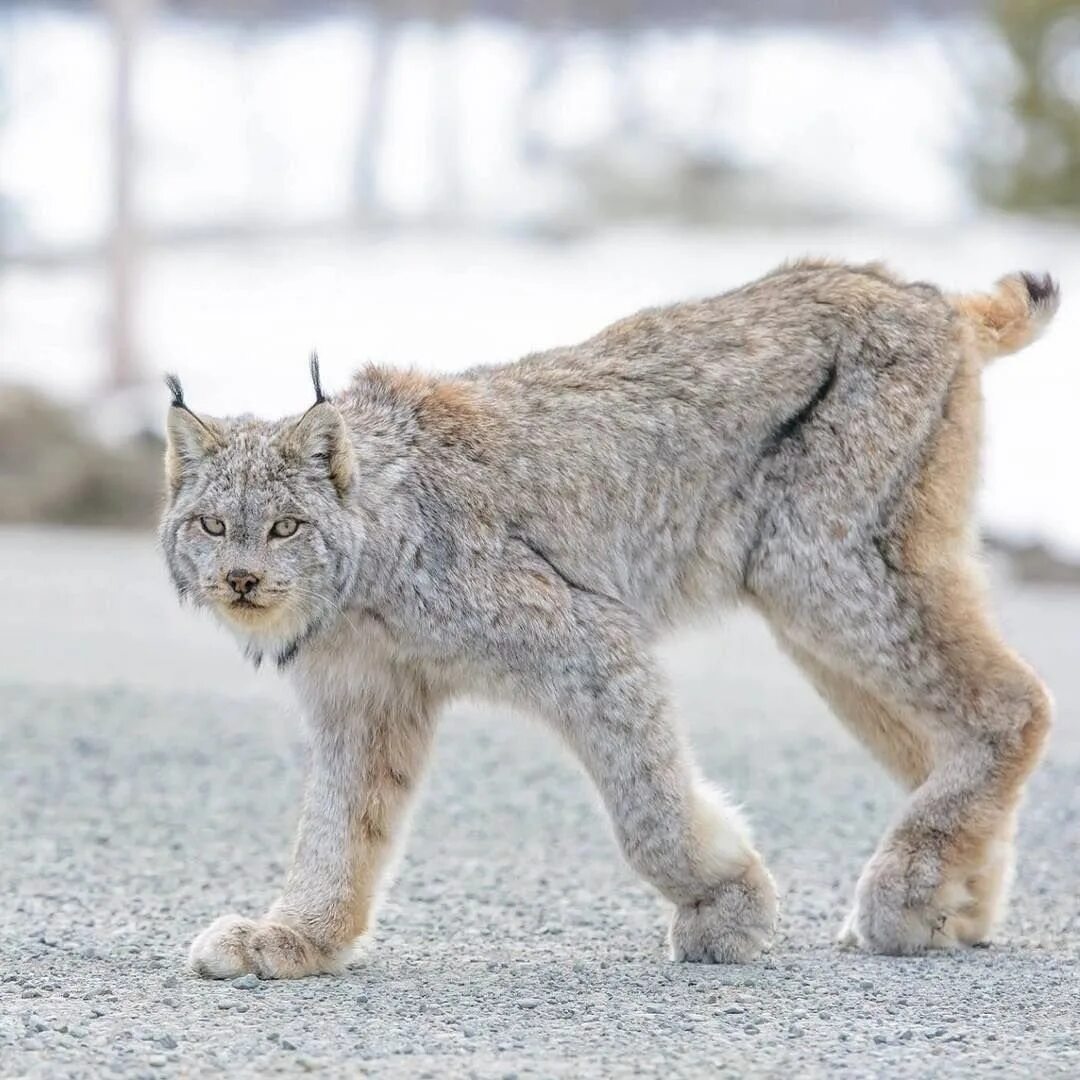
759,553,1049,956
948,810,1019,947
773,632,1021,948
772,630,932,790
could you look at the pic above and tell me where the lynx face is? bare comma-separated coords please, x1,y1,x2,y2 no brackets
159,381,359,667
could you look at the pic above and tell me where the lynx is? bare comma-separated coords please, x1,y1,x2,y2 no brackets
160,259,1057,979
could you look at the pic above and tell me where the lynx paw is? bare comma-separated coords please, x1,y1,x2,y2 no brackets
669,862,777,964
187,914,346,980
838,848,982,955
838,900,960,954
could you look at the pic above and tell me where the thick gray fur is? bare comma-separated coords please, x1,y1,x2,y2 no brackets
160,259,1056,979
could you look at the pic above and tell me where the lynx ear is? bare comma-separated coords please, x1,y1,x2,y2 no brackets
283,402,354,497
163,374,224,495
278,356,353,496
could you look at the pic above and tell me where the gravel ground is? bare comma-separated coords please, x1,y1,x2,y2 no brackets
1,528,1078,1078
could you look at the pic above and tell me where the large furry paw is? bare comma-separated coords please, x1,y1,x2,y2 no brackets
838,846,989,956
669,861,778,964
187,914,347,980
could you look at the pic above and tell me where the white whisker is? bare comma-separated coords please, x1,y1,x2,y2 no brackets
287,583,368,644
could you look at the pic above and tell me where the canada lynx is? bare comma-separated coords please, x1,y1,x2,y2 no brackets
161,260,1057,979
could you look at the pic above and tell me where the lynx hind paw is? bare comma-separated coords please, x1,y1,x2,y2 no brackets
840,856,987,956
839,900,963,955
187,914,346,980
670,862,778,964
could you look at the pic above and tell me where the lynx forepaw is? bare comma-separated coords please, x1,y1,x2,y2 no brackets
669,861,777,964
187,914,346,980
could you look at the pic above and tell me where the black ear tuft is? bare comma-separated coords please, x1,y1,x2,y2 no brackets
309,351,326,405
165,373,185,408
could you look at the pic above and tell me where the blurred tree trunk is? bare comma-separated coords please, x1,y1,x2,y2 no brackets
519,0,568,163
354,6,397,220
105,0,151,391
611,34,643,141
432,2,464,223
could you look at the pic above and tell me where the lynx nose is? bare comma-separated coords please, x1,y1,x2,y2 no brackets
226,569,260,596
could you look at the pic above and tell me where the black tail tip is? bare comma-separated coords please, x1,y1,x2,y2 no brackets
1020,271,1059,310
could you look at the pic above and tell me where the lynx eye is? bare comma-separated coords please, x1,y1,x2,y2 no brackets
199,516,225,537
269,517,299,539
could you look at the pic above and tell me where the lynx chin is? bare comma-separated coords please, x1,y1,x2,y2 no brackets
161,259,1057,979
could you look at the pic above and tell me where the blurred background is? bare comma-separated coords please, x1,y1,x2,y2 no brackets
5,7,1080,1072
0,0,1078,571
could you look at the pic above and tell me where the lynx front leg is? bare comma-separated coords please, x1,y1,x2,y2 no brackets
488,566,776,963
188,665,436,979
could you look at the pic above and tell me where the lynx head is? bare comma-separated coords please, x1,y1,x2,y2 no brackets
159,356,360,667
